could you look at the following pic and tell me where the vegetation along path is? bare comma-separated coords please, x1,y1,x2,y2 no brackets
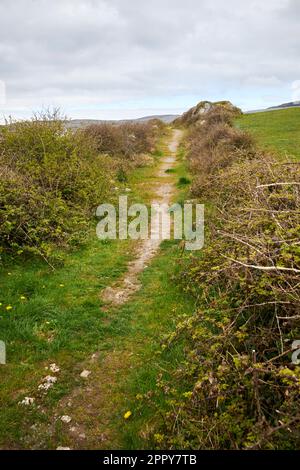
102,129,183,305
3,128,193,450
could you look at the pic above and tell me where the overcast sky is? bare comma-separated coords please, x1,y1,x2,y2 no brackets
0,0,299,121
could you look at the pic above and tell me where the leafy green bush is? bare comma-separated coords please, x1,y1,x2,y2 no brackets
0,112,112,260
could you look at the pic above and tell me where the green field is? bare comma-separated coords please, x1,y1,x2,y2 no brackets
235,107,300,160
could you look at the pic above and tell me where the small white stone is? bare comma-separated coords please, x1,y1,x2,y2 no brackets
19,396,35,406
44,375,57,383
49,363,60,373
56,447,71,450
61,415,72,423
38,375,57,391
80,370,91,379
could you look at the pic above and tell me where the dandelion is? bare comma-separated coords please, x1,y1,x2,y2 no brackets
6,305,12,311
124,410,132,419
20,296,26,300
7,272,11,276
59,284,64,287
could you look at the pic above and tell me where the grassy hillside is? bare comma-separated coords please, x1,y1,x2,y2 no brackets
235,108,300,160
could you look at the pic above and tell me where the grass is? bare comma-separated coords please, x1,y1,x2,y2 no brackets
0,236,135,447
235,107,300,160
0,127,194,449
116,239,194,449
177,176,191,186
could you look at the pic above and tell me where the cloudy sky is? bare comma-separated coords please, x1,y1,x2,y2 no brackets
0,0,299,121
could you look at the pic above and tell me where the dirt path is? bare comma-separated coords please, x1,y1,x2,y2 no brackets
30,129,183,450
101,129,183,305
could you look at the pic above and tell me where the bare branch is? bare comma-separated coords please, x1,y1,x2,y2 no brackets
221,255,300,273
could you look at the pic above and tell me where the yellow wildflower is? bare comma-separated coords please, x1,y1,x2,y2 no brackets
20,296,26,300
6,305,13,311
124,411,132,419
154,433,164,444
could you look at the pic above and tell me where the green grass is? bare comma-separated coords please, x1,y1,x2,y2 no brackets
177,176,191,186
116,239,195,449
0,128,195,449
0,137,167,448
235,107,300,160
0,236,135,446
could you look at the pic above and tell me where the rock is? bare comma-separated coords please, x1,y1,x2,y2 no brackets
19,396,35,406
38,375,57,391
60,415,72,423
56,447,71,450
80,369,91,379
49,363,60,373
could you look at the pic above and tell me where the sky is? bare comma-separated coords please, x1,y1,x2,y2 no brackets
0,0,300,121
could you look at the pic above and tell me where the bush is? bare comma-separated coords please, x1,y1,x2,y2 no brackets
0,112,112,259
152,109,300,449
83,121,159,160
187,110,255,195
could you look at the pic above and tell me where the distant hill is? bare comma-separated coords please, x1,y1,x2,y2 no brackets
246,101,300,114
268,101,300,110
66,114,179,130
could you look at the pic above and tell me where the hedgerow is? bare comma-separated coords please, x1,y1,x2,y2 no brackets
152,105,300,449
0,112,159,261
83,121,158,159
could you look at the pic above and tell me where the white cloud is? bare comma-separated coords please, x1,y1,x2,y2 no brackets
0,0,299,119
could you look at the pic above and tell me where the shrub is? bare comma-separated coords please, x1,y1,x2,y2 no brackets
83,121,159,160
152,109,300,449
0,112,112,260
187,114,255,195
